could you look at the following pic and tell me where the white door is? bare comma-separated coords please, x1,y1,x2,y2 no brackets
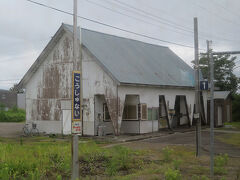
62,110,71,135
217,106,223,126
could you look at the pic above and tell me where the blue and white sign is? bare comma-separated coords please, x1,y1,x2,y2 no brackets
200,80,208,90
72,71,81,134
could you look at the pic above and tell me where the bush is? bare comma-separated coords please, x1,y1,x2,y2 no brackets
172,159,182,170
164,168,181,180
162,146,173,162
0,103,6,111
0,107,25,122
106,146,133,176
214,154,229,175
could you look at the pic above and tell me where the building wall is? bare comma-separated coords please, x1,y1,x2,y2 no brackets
25,32,118,135
118,85,196,134
25,32,74,134
24,31,205,135
82,47,117,135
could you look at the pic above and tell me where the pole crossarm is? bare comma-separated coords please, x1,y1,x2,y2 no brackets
201,51,240,55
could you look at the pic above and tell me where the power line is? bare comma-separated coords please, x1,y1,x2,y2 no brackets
85,0,196,39
109,0,194,34
108,0,240,43
191,1,240,29
0,79,20,82
211,0,240,19
25,0,203,50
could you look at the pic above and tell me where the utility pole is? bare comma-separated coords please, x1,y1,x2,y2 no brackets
209,40,214,178
194,17,201,157
72,0,80,179
207,41,210,81
201,45,240,178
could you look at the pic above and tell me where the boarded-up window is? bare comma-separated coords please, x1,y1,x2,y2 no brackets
103,103,110,121
123,105,137,120
141,104,147,120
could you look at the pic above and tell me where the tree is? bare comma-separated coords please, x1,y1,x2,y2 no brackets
199,54,239,93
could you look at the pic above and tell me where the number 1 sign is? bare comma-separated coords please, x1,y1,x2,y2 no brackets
200,80,208,90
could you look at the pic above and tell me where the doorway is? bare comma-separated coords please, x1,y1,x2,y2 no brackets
217,106,223,126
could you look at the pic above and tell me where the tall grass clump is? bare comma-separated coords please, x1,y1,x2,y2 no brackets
0,106,25,122
214,154,229,175
164,168,181,180
0,140,71,179
162,146,174,162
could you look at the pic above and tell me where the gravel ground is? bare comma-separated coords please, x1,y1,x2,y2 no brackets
0,122,24,137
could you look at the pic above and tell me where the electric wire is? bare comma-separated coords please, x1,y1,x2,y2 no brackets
107,0,240,43
25,0,203,50
85,0,197,39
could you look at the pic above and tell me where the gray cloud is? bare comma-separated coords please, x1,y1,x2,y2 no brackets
0,0,240,89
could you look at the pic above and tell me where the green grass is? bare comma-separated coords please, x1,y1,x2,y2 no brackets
0,137,145,179
0,137,239,179
224,122,240,130
216,133,240,147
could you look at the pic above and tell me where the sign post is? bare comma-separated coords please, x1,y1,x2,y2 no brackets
71,0,80,179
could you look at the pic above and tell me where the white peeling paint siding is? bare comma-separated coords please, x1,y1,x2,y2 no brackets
82,47,117,135
25,32,74,134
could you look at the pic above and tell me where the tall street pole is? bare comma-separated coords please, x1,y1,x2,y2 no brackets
209,41,214,178
207,40,210,82
72,0,79,179
194,17,201,157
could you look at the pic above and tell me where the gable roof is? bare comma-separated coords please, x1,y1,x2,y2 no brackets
18,23,196,89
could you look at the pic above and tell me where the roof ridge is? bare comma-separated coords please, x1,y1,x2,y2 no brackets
62,23,169,49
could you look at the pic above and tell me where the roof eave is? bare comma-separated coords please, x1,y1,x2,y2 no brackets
119,82,195,90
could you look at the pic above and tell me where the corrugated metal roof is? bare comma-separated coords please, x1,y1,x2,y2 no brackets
66,24,197,87
214,91,230,99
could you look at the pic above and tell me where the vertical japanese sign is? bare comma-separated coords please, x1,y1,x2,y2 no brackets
72,71,82,134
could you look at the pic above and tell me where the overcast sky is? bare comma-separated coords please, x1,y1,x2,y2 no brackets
1,0,240,90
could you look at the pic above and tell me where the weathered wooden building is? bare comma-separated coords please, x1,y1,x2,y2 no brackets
18,24,208,135
207,91,232,127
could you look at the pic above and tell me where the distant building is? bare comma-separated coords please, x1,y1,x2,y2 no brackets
207,91,232,127
17,24,208,135
17,93,26,110
0,89,25,110
0,89,17,110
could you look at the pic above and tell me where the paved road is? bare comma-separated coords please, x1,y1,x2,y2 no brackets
0,122,24,137
143,131,240,157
